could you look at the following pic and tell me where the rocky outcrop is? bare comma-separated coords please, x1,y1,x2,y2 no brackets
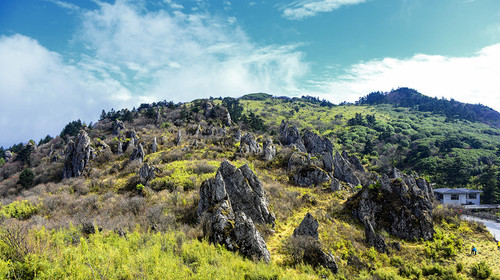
116,142,123,155
292,165,330,187
62,131,93,179
346,169,434,241
343,151,365,172
279,121,306,152
198,162,273,262
112,120,124,135
239,133,261,155
364,219,388,253
262,138,276,161
151,137,158,153
4,150,12,162
139,163,156,185
292,213,338,274
174,131,182,146
303,130,333,155
333,151,361,186
129,143,145,162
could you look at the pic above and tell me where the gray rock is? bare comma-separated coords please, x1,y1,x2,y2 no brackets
116,142,123,155
62,131,93,179
333,151,361,186
125,130,138,142
233,130,242,142
303,130,333,155
293,212,319,240
174,131,182,146
330,178,341,192
139,163,156,185
262,138,276,161
4,150,13,162
129,143,145,162
112,120,124,135
323,151,334,172
152,137,158,153
292,165,330,187
287,152,309,171
279,120,306,152
234,212,271,262
364,219,388,253
194,124,202,136
344,151,365,172
240,133,261,154
346,171,434,241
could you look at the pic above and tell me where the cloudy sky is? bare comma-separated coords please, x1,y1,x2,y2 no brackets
1,0,500,147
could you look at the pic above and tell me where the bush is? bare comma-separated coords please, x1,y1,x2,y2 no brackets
0,200,39,220
18,168,35,188
470,261,492,279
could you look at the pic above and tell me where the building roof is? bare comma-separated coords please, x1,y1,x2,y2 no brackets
434,188,483,194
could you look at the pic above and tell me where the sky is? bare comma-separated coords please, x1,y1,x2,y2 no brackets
1,0,500,147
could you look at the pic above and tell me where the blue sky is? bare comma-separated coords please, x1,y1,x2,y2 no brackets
1,0,500,147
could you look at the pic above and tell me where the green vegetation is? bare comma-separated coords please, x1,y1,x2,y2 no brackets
17,169,34,188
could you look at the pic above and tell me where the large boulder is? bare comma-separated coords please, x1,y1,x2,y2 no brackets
151,137,158,153
129,143,145,162
112,120,124,135
174,131,182,146
4,150,12,162
364,219,388,254
303,130,333,155
262,138,276,162
279,121,306,152
62,131,94,179
239,133,261,155
139,163,156,185
333,151,361,186
292,213,338,274
346,169,434,241
198,165,272,262
292,165,330,187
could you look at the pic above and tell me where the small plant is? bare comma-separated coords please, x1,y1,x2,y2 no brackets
17,168,35,188
470,261,492,279
0,200,39,220
136,183,145,191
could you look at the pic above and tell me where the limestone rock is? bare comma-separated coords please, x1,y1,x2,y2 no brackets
279,121,306,152
4,150,12,162
287,152,309,171
116,142,123,155
234,212,271,263
129,143,145,162
322,151,334,173
239,133,261,154
152,137,158,153
303,130,333,155
333,151,360,186
364,219,388,253
292,165,330,187
262,138,276,161
62,131,93,179
112,120,124,135
139,163,156,185
233,130,242,142
174,131,182,146
345,171,434,241
293,213,319,240
292,213,338,274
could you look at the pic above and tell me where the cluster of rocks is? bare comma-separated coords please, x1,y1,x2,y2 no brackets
62,131,94,179
345,168,435,251
291,213,338,273
197,160,275,262
238,133,276,162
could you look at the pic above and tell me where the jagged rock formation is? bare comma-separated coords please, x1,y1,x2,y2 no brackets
364,219,388,253
139,163,156,185
62,131,93,179
130,143,145,162
174,131,182,146
303,130,333,155
233,129,242,142
198,161,273,262
262,138,276,161
279,121,306,152
116,142,123,155
151,137,158,153
346,168,434,241
4,150,12,162
239,133,261,155
292,165,330,187
112,120,124,135
333,151,361,186
292,213,338,274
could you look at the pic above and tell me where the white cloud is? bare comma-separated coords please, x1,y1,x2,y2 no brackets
282,0,367,20
309,44,500,112
0,34,132,147
45,0,80,12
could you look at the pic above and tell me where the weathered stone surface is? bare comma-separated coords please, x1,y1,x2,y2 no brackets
139,163,156,185
129,143,145,162
116,142,123,155
239,133,261,154
194,124,202,136
174,131,182,146
330,178,341,192
343,151,365,172
198,164,272,262
152,137,158,153
233,130,242,142
62,131,93,179
303,130,333,155
333,151,361,186
346,170,434,241
279,120,306,152
4,150,12,162
323,151,334,173
112,120,124,135
364,219,388,253
292,213,338,274
287,152,309,171
293,213,319,240
262,138,276,161
292,165,330,187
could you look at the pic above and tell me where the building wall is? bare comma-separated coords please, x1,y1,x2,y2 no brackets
442,194,467,205
465,194,481,205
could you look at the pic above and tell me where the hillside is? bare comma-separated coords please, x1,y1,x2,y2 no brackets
0,94,499,279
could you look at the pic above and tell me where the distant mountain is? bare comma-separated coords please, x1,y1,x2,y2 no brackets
357,87,500,128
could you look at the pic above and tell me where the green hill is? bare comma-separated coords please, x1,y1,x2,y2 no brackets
0,93,499,279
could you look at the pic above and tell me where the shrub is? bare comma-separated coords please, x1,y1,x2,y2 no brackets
0,200,39,220
18,168,35,188
470,261,492,279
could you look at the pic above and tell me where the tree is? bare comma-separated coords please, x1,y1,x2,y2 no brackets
60,120,84,139
18,168,34,188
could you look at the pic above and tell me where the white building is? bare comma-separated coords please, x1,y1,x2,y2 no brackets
434,188,482,205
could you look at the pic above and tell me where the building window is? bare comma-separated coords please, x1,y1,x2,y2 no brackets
468,193,477,199
451,194,459,200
